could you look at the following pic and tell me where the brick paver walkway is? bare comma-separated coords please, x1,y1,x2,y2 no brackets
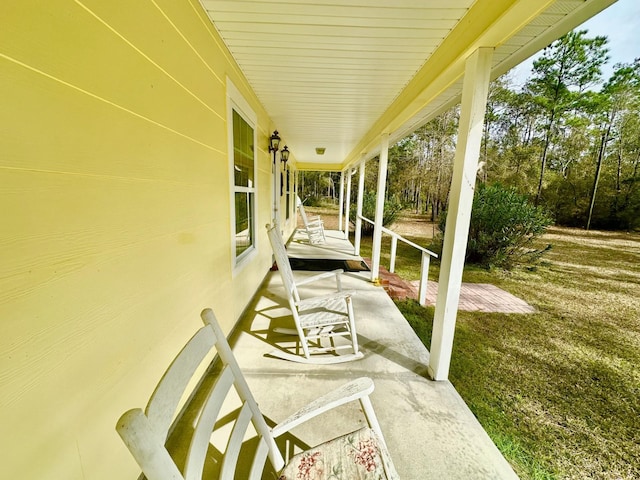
416,281,536,313
370,261,535,313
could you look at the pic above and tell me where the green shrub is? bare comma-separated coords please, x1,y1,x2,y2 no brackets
300,195,323,207
438,183,553,269
350,192,403,236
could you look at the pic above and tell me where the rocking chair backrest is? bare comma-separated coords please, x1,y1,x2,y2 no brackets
116,309,285,480
296,196,311,227
266,224,300,304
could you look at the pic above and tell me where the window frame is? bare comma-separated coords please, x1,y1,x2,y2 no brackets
227,79,258,271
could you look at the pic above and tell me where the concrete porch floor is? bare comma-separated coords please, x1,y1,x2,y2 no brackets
228,229,519,479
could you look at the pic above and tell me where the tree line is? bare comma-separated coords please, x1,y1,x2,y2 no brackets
300,29,640,231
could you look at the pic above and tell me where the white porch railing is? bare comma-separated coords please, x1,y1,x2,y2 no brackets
358,215,438,306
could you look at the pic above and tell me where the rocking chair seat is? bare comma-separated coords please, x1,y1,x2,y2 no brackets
279,427,399,480
297,294,354,328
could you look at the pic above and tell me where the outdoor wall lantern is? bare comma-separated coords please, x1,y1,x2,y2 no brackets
280,146,290,196
269,130,281,162
280,145,290,164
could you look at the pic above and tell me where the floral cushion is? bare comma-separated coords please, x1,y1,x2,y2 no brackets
278,427,400,480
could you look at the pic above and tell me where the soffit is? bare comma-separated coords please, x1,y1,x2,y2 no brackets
200,0,616,170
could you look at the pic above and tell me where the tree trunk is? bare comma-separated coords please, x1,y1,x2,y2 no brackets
586,130,607,230
536,115,554,205
587,112,614,230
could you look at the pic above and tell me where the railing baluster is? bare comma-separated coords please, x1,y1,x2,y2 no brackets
389,235,398,273
419,252,430,306
357,214,437,306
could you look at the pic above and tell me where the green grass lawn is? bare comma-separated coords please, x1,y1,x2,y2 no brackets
351,215,640,479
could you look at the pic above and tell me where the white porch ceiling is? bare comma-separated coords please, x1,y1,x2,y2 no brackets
200,0,616,169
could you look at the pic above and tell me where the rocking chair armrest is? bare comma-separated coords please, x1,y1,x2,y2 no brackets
295,269,344,287
296,290,355,309
271,377,375,438
307,217,323,225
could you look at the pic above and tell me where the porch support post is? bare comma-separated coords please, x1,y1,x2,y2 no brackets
273,153,280,226
344,169,353,239
371,133,390,282
338,171,345,233
354,161,366,256
429,47,493,381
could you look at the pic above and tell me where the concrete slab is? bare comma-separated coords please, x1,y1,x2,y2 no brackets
224,231,519,479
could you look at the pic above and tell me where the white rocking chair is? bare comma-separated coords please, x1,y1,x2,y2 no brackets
266,223,363,364
297,196,325,244
117,308,399,480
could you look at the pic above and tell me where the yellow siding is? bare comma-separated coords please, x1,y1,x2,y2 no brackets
0,0,284,477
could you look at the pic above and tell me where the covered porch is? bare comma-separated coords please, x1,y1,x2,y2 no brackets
0,1,619,478
229,229,518,478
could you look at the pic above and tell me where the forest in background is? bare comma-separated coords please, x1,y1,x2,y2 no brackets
300,30,640,232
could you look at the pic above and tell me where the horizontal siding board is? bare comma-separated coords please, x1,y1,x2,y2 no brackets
0,59,227,179
1,1,221,146
0,1,278,478
79,0,226,103
0,236,229,475
0,169,228,306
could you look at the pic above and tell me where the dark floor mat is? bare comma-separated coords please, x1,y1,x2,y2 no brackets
288,257,370,272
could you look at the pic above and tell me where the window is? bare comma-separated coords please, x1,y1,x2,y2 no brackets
232,110,254,260
231,108,256,263
227,78,258,269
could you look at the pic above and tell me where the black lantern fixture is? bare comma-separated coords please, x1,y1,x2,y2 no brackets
269,130,281,155
280,145,290,164
279,145,290,197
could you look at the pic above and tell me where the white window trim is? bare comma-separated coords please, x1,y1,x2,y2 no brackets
227,78,258,273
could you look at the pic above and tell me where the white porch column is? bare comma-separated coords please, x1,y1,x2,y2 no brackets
273,154,280,226
429,47,493,381
344,169,353,239
371,133,390,281
294,169,299,226
354,161,366,255
338,171,345,233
